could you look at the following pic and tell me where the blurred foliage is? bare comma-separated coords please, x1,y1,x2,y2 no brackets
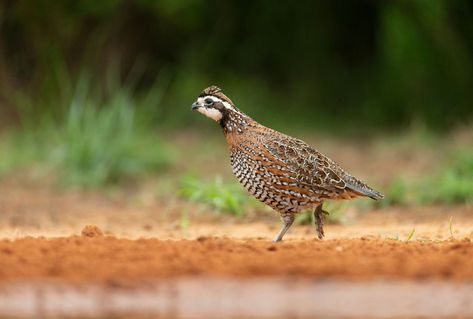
417,151,473,204
0,132,41,175
0,71,172,187
378,150,473,206
53,76,172,187
0,1,472,132
380,178,409,207
179,175,251,216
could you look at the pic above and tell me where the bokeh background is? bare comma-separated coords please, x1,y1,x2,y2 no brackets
0,1,472,221
2,1,473,129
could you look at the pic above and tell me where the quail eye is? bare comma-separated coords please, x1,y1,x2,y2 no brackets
204,98,214,105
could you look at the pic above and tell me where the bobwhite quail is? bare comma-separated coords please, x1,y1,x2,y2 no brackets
192,86,383,242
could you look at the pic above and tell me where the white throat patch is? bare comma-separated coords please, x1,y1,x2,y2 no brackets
196,107,223,121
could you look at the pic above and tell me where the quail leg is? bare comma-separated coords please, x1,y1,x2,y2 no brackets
273,214,295,242
314,203,325,239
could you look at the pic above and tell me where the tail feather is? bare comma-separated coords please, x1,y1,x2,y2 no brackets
345,177,384,200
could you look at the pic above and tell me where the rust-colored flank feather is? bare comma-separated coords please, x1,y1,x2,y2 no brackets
193,86,383,241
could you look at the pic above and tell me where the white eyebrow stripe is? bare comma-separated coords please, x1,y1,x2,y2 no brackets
200,95,222,103
199,96,235,111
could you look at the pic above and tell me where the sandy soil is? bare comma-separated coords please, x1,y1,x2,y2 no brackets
0,226,472,284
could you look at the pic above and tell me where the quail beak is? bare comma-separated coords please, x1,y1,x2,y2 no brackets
191,102,200,110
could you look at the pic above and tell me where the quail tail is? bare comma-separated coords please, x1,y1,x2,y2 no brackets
345,177,384,200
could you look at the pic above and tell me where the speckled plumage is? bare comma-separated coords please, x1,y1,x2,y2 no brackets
192,86,383,241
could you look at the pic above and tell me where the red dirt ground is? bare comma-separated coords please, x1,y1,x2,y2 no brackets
1,226,472,284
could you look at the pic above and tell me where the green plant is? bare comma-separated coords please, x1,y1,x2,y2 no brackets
418,151,473,204
51,81,171,187
381,178,409,206
180,211,190,232
377,149,473,207
179,175,249,216
1,71,173,187
0,133,40,175
406,228,416,241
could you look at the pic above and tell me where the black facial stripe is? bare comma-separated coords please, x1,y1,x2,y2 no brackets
218,103,231,128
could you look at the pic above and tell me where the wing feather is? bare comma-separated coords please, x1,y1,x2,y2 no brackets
263,135,349,197
262,133,383,200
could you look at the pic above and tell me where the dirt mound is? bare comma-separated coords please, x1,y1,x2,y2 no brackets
0,236,472,284
81,225,104,237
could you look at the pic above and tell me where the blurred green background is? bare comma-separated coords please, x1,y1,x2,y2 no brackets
0,0,472,208
1,0,473,130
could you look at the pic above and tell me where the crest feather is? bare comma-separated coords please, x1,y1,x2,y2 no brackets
200,85,221,96
199,85,235,106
